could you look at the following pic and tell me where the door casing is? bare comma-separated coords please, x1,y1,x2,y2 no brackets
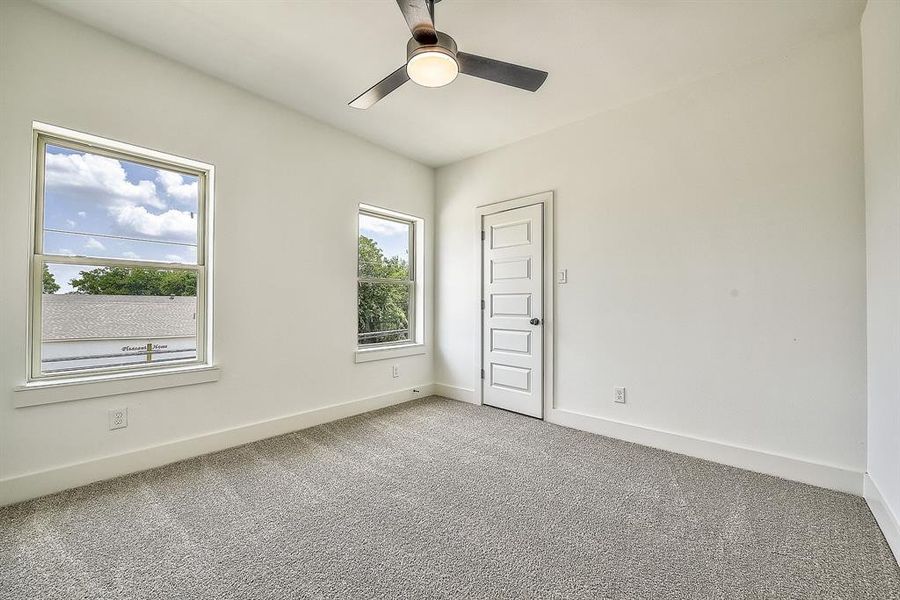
474,191,555,418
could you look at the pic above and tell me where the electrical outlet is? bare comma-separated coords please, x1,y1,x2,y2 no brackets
392,364,400,378
614,387,626,404
108,407,128,430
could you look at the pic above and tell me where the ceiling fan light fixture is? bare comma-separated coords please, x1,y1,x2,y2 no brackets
406,50,458,87
348,5,548,109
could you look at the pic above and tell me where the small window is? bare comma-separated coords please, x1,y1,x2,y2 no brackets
30,124,213,379
357,207,420,348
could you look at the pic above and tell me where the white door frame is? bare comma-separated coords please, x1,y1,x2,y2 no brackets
474,191,555,418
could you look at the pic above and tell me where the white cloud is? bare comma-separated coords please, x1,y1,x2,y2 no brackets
45,152,165,209
84,237,106,250
65,219,76,228
122,251,140,259
57,248,75,256
44,151,201,245
359,214,409,236
109,205,196,241
165,254,185,263
156,170,198,203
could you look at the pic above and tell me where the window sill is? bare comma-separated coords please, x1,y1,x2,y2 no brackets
13,364,220,408
354,344,426,364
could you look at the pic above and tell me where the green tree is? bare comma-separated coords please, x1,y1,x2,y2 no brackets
69,267,196,296
42,264,60,294
358,235,410,344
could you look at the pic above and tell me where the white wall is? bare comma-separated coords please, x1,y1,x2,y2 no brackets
0,1,433,500
862,0,900,558
435,27,866,489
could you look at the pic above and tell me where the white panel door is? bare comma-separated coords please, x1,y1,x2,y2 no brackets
482,204,543,418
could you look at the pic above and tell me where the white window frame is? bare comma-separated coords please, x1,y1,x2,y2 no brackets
355,204,425,363
25,123,215,384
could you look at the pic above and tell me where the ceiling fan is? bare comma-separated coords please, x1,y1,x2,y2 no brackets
349,0,548,109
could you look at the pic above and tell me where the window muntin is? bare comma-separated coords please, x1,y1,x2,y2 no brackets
31,129,210,380
357,210,415,347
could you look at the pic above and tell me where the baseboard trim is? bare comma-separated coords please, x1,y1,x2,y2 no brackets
0,384,434,507
865,474,900,564
0,386,869,506
547,407,863,495
434,383,476,404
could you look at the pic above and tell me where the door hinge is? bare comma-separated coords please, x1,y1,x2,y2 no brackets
481,369,485,380
481,230,485,241
481,299,485,310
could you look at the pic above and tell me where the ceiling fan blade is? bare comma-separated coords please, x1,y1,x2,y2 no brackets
395,0,437,45
348,65,410,109
456,52,548,92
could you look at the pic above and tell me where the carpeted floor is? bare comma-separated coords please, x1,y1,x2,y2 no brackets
1,397,898,599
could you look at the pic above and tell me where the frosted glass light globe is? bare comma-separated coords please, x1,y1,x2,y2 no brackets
406,51,459,88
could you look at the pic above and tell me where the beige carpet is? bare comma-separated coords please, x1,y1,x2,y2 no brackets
1,397,898,599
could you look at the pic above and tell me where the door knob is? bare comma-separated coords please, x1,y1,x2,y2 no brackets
530,318,541,326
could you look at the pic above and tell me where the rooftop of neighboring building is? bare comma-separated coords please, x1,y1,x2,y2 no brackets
42,294,196,341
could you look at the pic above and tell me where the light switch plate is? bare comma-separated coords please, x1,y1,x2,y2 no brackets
557,269,567,284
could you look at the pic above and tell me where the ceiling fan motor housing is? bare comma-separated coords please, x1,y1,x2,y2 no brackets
407,31,458,63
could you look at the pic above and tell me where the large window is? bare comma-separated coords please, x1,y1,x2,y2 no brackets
30,124,213,380
357,207,418,348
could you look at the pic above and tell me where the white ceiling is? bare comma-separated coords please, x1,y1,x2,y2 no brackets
36,0,864,167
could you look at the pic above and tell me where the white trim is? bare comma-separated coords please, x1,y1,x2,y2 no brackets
474,191,555,418
354,343,427,363
0,384,434,506
359,203,419,223
865,474,900,565
434,383,476,404
547,407,864,495
31,121,213,171
13,365,221,408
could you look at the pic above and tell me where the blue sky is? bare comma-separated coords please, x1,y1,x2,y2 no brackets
43,145,199,293
359,213,409,264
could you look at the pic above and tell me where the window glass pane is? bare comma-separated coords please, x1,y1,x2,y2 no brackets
41,263,197,374
42,144,199,264
358,281,410,345
358,213,410,279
